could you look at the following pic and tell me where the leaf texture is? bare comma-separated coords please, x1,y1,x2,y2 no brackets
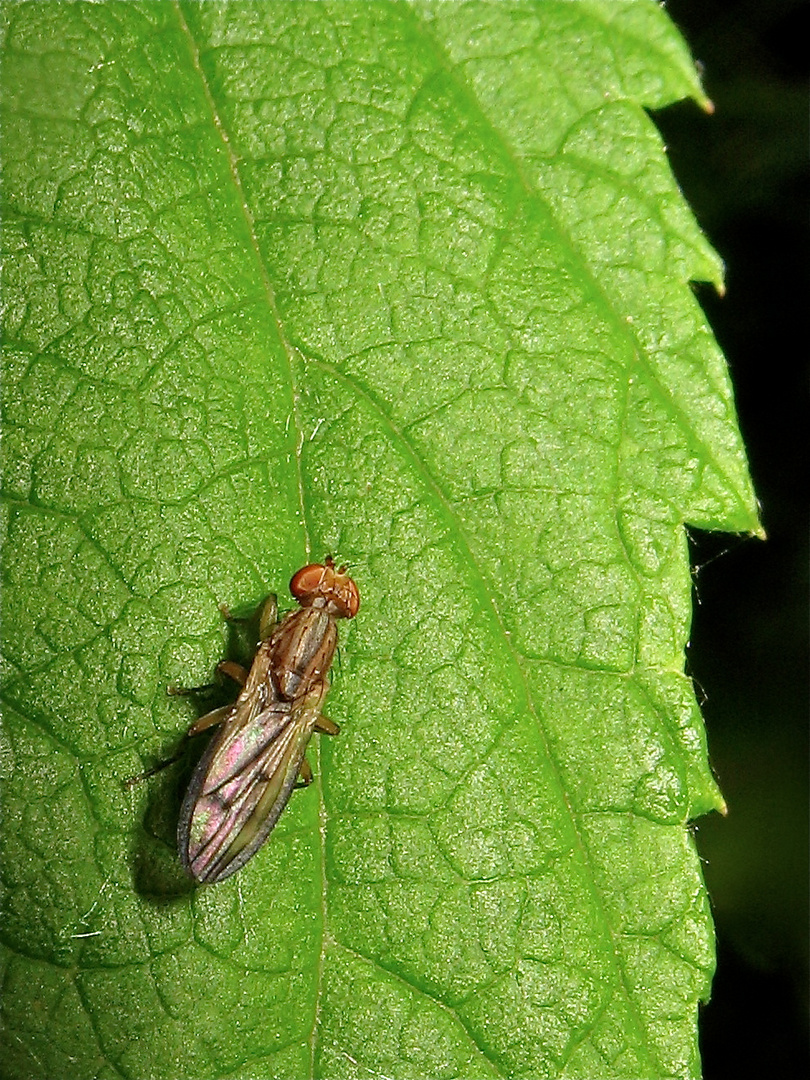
0,3,758,1079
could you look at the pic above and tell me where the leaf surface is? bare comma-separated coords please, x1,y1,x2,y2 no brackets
0,3,758,1079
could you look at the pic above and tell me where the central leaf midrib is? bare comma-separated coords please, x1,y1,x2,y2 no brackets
173,5,326,1074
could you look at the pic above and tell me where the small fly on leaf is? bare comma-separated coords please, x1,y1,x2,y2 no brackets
176,558,359,884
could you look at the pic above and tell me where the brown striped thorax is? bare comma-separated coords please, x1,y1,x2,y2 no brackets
175,558,359,884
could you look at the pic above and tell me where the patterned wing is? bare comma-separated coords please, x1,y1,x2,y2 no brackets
178,691,323,883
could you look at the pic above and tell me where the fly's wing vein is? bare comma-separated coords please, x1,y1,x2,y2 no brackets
204,701,293,790
183,702,319,882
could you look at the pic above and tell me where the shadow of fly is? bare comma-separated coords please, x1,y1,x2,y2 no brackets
152,559,359,884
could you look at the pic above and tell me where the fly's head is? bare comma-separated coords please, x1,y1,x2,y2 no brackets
290,557,360,619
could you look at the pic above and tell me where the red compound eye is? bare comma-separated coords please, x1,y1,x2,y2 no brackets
290,562,326,600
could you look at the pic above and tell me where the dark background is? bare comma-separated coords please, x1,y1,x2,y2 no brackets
656,0,808,1075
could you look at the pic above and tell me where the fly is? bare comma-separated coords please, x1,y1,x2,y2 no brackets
176,558,360,884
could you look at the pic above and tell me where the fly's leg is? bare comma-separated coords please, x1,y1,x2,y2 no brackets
315,716,340,736
127,599,266,792
128,655,242,789
123,756,180,789
292,715,338,792
294,758,314,789
186,703,234,738
219,594,277,640
216,660,249,687
123,703,234,789
168,659,248,697
257,594,278,641
177,660,244,737
167,681,216,697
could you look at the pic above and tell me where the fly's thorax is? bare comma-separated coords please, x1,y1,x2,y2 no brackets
272,605,338,701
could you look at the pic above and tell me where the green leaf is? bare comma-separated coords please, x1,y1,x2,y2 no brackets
1,3,758,1079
